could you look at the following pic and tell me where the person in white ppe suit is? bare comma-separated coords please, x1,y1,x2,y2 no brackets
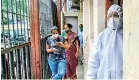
85,4,123,79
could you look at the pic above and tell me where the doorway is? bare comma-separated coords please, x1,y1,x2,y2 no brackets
65,16,78,34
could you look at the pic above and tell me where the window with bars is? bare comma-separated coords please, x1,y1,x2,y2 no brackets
1,0,30,49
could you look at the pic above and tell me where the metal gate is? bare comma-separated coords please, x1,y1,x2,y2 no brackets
1,0,58,79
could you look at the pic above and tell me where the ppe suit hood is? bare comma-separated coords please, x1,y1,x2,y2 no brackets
107,4,123,30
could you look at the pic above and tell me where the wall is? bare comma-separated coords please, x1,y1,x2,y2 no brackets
93,0,105,40
83,0,106,75
112,0,118,4
83,0,90,75
39,0,53,36
123,0,139,79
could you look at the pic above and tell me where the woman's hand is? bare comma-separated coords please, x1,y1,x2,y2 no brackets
56,42,63,47
56,42,70,49
51,48,57,52
75,52,80,59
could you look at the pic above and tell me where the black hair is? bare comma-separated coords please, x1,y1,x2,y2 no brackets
65,23,73,29
79,24,83,27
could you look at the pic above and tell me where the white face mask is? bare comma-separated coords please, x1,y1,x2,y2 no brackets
108,17,119,30
52,34,59,39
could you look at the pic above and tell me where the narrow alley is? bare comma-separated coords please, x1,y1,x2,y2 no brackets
1,0,139,79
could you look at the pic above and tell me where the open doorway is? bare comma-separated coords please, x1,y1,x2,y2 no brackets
65,16,78,34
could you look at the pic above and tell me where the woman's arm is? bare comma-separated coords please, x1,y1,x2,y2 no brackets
75,38,80,58
56,41,70,49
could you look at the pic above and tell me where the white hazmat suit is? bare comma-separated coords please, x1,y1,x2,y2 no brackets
85,4,123,79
